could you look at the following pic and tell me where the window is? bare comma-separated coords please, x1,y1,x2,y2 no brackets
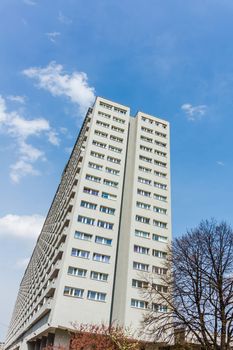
107,156,121,164
94,130,108,138
102,192,117,200
135,229,150,239
154,193,167,202
103,179,118,188
96,120,109,128
153,206,167,215
97,220,114,230
138,177,151,185
140,145,152,153
100,101,112,110
141,116,154,125
135,215,150,224
155,131,166,138
139,155,152,163
154,149,167,157
137,189,151,197
154,160,166,168
111,125,124,133
90,271,108,282
131,299,148,309
154,182,167,190
64,286,84,298
152,250,167,259
153,220,167,228
152,266,168,275
155,140,166,148
113,116,125,124
106,167,120,176
136,201,151,210
92,140,107,148
114,106,127,114
83,187,99,196
90,151,105,159
80,201,97,210
152,233,167,243
95,236,112,246
77,215,95,225
133,261,149,271
71,248,90,259
152,304,168,312
109,145,122,153
88,162,103,171
74,231,92,241
132,279,149,288
154,170,166,178
100,206,115,215
68,266,87,277
93,253,110,263
98,111,111,119
140,135,153,143
141,126,153,134
134,245,149,255
86,174,101,183
139,165,152,173
110,135,123,143
88,290,106,301
152,283,168,293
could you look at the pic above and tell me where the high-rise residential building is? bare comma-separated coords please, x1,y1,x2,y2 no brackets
5,97,171,350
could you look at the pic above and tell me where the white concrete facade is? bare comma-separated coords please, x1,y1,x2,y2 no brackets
5,97,171,350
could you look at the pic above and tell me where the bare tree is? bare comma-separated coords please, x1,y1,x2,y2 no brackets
142,220,233,350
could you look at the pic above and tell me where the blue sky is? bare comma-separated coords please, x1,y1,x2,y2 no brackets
1,0,233,340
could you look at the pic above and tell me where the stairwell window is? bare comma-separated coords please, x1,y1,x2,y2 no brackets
134,245,149,255
88,290,106,302
131,299,148,309
83,187,99,196
74,231,92,241
77,215,95,225
97,220,114,230
71,248,90,259
135,215,150,224
93,253,110,263
90,271,108,282
64,287,84,298
68,266,87,277
133,261,149,271
95,236,112,246
152,250,167,259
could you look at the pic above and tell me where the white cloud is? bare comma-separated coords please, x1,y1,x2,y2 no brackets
0,214,44,239
181,103,207,121
7,95,26,104
8,115,50,138
47,130,60,146
217,161,225,166
23,0,37,5
58,12,72,25
10,160,40,183
16,257,30,269
0,95,59,182
23,61,95,116
46,32,61,43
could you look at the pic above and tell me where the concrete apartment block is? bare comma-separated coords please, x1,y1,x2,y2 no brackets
5,97,171,350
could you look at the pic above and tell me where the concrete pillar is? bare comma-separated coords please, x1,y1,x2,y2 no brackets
46,333,55,347
35,340,41,350
27,341,36,350
54,329,70,349
40,337,47,350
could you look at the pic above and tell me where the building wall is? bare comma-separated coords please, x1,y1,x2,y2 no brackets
5,97,171,350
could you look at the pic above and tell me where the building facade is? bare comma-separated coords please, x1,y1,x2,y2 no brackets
5,97,171,350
